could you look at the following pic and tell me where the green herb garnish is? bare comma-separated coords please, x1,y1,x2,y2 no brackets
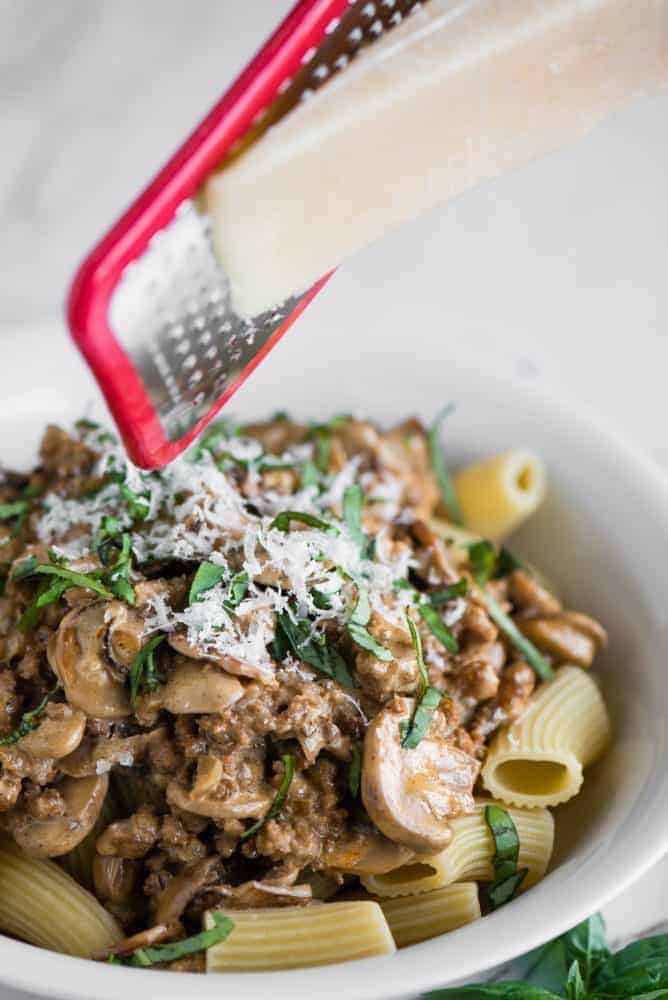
485,804,528,910
0,689,54,746
95,518,135,605
428,404,462,525
343,484,372,558
497,547,525,577
225,571,249,609
189,561,227,604
418,603,458,654
188,418,238,462
13,555,114,599
400,614,443,749
269,510,338,534
0,501,29,522
468,539,498,586
275,611,354,688
348,743,363,799
483,592,554,682
113,913,234,967
239,754,295,843
129,635,166,708
300,460,321,491
347,590,392,661
108,470,150,522
429,579,469,604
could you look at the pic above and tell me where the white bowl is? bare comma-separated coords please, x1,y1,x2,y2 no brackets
1,320,667,1000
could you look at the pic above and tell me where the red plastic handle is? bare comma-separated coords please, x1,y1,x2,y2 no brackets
67,0,348,468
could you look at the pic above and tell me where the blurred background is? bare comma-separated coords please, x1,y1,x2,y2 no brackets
1,1,668,978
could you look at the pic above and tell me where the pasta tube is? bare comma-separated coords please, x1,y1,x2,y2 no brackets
362,800,553,898
0,836,122,957
380,883,480,948
481,665,611,808
453,450,547,541
429,517,483,568
205,901,395,971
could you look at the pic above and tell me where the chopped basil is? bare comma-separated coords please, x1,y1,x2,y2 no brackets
113,913,234,967
300,460,320,490
108,471,150,522
270,510,338,534
429,579,469,604
428,404,462,525
348,743,363,798
225,571,249,610
418,602,458,654
347,590,392,662
400,686,442,750
468,539,498,586
13,556,114,600
129,635,166,708
0,501,28,522
485,803,528,910
482,592,554,681
311,587,332,610
96,520,135,606
188,418,238,461
400,614,444,749
239,754,295,843
189,561,227,604
275,611,354,688
343,484,372,558
313,428,331,474
497,547,524,577
0,689,54,746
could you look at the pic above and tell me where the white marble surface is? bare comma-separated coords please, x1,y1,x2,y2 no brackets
2,1,668,996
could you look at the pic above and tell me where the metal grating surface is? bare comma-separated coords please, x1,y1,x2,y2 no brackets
109,0,427,443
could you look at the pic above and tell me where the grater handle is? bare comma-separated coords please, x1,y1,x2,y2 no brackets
67,0,350,466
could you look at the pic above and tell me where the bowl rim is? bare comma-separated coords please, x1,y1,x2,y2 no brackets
0,334,667,999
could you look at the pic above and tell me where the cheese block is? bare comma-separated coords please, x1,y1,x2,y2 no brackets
205,0,668,318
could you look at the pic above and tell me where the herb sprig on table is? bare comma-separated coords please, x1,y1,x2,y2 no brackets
425,913,668,999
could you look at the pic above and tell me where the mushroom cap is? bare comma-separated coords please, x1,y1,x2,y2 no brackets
157,656,244,714
323,825,414,875
167,633,273,683
6,773,108,857
47,603,131,719
361,696,479,853
17,704,86,760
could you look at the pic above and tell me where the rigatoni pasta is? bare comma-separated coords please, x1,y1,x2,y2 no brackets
362,801,554,898
379,883,480,948
204,902,395,971
481,666,612,808
0,836,121,957
453,450,547,541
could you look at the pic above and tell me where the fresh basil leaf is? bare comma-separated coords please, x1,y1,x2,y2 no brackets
275,612,354,688
429,579,469,604
419,603,458,654
0,689,54,746
349,743,363,798
468,540,498,586
115,913,234,966
343,484,372,557
0,501,28,522
348,621,393,662
311,587,332,610
485,804,527,909
563,914,610,989
482,592,554,681
592,934,668,995
129,635,166,708
301,460,321,490
108,471,150,522
12,559,113,600
406,613,429,691
313,427,331,474
424,985,562,998
400,686,442,749
350,589,372,627
188,418,238,461
565,960,586,1000
189,561,227,605
240,754,295,843
428,404,462,525
12,555,38,580
34,578,70,609
270,510,338,534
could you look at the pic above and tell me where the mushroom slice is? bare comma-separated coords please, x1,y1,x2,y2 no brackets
158,657,244,714
155,856,220,925
167,780,271,821
47,603,131,719
59,728,167,778
168,633,273,683
5,774,108,858
362,697,479,853
17,704,86,760
323,825,414,875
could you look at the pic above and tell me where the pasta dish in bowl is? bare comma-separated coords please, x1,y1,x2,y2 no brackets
0,411,612,974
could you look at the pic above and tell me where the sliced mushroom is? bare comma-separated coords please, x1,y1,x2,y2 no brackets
60,728,167,778
167,779,271,821
362,697,479,853
92,855,140,903
155,856,220,925
47,603,131,718
5,773,108,857
168,632,273,683
17,704,86,760
154,656,244,714
517,613,605,668
323,825,414,874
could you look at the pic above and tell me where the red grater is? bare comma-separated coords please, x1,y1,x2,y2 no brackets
67,0,427,470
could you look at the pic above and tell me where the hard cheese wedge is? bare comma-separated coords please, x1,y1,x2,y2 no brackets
205,0,668,318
